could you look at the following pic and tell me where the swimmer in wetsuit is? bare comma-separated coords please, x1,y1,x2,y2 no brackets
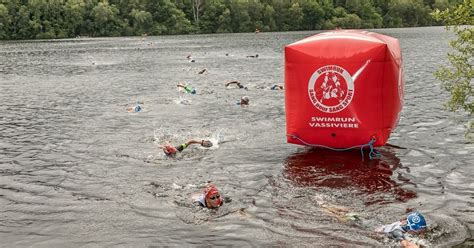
271,84,284,90
162,139,213,156
191,184,223,209
225,81,247,90
237,96,249,106
376,212,427,248
127,102,142,112
177,82,196,94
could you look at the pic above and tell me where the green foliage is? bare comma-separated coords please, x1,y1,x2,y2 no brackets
64,0,86,36
385,0,433,27
198,0,227,33
261,4,276,31
286,3,304,31
0,4,10,39
344,0,383,28
130,9,152,35
0,0,456,39
432,0,474,139
332,13,363,29
228,1,252,32
92,1,122,36
300,0,324,30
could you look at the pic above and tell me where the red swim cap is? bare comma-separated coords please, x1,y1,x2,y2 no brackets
163,145,177,155
204,185,222,206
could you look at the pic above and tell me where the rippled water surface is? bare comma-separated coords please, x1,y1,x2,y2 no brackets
1,27,473,247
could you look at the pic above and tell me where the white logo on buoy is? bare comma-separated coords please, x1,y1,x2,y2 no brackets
308,61,369,113
411,215,421,223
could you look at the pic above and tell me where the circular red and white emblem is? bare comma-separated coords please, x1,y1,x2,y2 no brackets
308,65,354,113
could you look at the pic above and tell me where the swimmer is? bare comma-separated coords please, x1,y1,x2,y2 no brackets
198,68,208,74
177,82,196,94
313,195,360,223
246,54,259,58
162,139,213,156
375,212,427,248
225,81,247,90
127,102,142,113
186,54,195,62
271,84,284,90
191,184,223,209
237,96,249,106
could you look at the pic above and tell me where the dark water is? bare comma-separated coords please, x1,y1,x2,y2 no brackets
0,27,472,247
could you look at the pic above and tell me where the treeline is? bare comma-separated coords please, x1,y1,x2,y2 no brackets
0,0,461,40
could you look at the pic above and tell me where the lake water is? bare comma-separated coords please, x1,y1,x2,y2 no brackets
1,26,473,247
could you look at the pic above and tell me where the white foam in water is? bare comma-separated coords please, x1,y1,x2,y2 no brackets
455,126,465,131
171,183,182,189
205,132,221,149
422,164,444,173
174,95,191,105
407,150,423,157
422,163,435,168
184,184,197,189
446,171,466,185
413,120,444,127
153,127,178,146
424,149,437,154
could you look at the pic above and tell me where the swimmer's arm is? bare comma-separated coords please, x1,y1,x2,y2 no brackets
400,239,419,248
185,140,202,146
225,81,239,87
389,229,419,248
176,140,201,152
176,140,211,151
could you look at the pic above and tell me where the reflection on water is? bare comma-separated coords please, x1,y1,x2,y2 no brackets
284,148,417,205
0,27,473,246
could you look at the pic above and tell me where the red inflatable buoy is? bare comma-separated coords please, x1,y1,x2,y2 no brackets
285,30,404,148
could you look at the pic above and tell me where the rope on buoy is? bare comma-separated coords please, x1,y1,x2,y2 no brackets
287,134,382,160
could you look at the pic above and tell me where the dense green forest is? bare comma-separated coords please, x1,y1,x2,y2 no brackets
0,0,462,39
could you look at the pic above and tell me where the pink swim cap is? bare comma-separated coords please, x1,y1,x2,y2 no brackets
204,185,222,206
163,145,177,155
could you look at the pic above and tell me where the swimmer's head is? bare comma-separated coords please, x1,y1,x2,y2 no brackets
201,140,213,148
134,104,142,112
163,144,177,156
240,96,249,105
204,184,223,208
127,104,141,113
406,212,427,232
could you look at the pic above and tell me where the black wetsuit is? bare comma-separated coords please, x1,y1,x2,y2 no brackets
176,143,187,152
